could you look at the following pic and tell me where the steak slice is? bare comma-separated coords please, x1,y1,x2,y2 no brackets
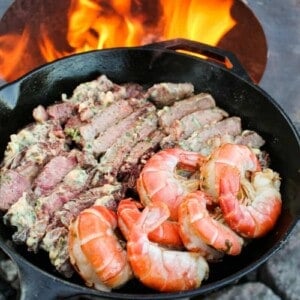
179,117,242,152
90,103,154,156
160,107,228,148
79,99,134,142
46,102,76,124
26,168,90,251
33,155,78,197
0,170,31,211
234,130,265,148
97,109,158,175
158,93,216,131
119,130,165,191
147,82,194,107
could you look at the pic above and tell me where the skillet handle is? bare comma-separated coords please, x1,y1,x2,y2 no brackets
143,38,252,82
0,239,81,300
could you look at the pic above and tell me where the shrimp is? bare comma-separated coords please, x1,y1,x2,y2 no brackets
117,198,183,249
137,148,204,220
178,191,244,257
200,143,261,201
68,205,132,291
219,166,282,238
127,201,209,292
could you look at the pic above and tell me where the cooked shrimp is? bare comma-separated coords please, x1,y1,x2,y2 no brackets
117,198,183,249
200,143,261,201
219,166,282,238
178,191,244,257
127,201,209,292
137,148,204,220
68,205,132,291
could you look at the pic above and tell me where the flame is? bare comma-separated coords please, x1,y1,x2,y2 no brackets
66,0,236,52
0,0,236,82
0,27,30,81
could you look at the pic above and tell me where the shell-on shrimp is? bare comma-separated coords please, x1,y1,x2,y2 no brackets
127,201,209,292
117,198,183,249
178,191,244,257
200,143,261,201
68,205,132,291
219,166,282,238
137,148,204,220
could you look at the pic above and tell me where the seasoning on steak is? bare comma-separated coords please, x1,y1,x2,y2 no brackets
147,82,194,107
0,170,31,210
3,120,66,168
97,108,158,176
179,117,242,153
158,93,216,131
160,107,228,149
26,168,90,251
78,99,134,142
90,103,154,156
119,129,165,191
66,74,116,104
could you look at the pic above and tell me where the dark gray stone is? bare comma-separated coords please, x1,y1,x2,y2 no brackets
259,222,300,300
199,282,280,300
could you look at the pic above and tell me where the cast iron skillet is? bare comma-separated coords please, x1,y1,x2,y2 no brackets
0,39,299,300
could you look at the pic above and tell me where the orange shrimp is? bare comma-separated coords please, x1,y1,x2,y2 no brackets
200,143,261,201
127,201,209,292
68,205,132,291
137,148,204,220
117,198,183,249
178,191,244,257
219,166,282,238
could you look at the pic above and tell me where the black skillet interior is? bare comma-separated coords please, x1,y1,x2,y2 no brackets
0,43,299,299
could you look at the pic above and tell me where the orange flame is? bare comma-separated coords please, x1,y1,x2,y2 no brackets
0,0,236,82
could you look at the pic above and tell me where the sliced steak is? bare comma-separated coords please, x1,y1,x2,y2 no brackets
123,130,165,166
122,82,145,100
47,102,76,124
179,117,242,152
91,104,154,156
234,130,265,148
147,82,194,107
79,99,134,142
26,168,90,251
0,170,31,211
33,155,78,197
160,107,228,148
97,109,158,175
158,93,216,131
119,130,165,190
53,183,123,228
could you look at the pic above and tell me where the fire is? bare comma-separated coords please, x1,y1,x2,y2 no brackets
67,0,236,52
0,0,236,82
